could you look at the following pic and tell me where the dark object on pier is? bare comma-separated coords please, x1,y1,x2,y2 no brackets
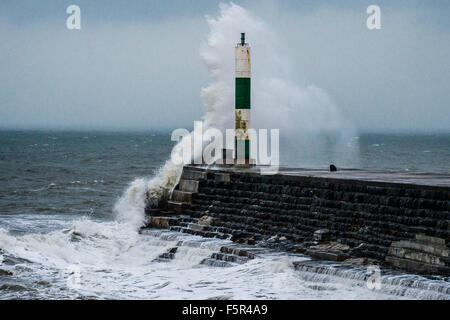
330,164,337,172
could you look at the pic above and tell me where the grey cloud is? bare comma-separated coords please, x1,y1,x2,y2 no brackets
0,1,449,132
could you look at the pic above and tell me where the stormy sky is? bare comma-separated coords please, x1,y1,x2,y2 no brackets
0,0,449,132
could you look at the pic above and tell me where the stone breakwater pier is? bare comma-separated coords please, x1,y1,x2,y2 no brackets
144,165,450,277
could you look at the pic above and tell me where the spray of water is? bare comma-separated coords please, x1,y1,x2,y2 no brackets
113,2,357,229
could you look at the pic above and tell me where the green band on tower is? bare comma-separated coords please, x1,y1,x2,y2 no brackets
235,78,251,109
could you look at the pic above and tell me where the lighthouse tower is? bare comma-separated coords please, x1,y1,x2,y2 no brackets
235,33,252,163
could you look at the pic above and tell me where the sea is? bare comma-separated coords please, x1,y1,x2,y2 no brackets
0,130,449,300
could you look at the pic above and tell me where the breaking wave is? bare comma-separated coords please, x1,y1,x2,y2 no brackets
113,2,356,230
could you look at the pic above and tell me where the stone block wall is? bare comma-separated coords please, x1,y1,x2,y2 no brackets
177,167,449,275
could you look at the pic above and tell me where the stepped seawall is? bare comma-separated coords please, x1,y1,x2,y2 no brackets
144,165,450,277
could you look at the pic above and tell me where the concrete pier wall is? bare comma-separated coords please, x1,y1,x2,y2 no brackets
147,166,450,276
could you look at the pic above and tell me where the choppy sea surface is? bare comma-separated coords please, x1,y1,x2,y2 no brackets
0,130,449,300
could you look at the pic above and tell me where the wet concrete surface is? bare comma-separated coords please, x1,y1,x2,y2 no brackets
187,165,450,188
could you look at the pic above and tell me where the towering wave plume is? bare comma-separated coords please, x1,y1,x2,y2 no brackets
114,3,357,229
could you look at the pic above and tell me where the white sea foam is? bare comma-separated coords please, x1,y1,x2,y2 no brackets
1,222,448,299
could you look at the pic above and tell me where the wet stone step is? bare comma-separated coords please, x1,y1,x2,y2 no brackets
176,215,198,221
153,247,178,262
186,212,207,219
200,250,255,267
200,258,233,268
167,201,188,214
148,217,180,229
181,170,207,181
212,226,234,234
169,226,183,233
187,224,226,233
172,190,194,203
179,179,199,193
146,209,178,217
220,246,256,259
210,252,250,264
169,226,230,240
178,221,193,228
